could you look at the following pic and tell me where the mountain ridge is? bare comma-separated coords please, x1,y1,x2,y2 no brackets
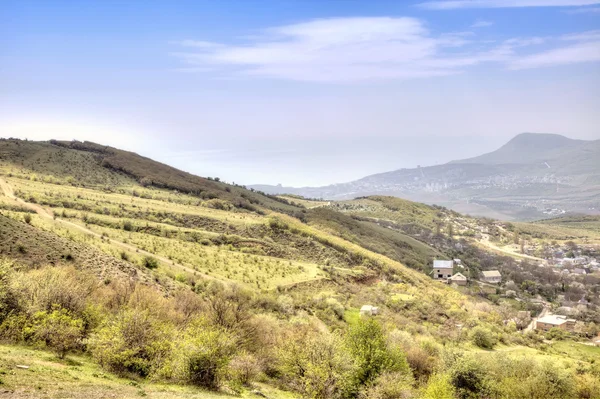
250,133,600,220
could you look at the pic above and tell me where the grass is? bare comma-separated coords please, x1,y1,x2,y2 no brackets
0,344,295,399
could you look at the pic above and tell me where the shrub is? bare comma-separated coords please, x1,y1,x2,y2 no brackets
88,309,172,377
469,326,496,349
142,256,159,269
228,351,261,386
27,308,84,358
11,266,94,315
359,371,414,399
422,374,455,399
23,213,32,224
168,318,236,389
122,220,134,232
345,318,411,387
449,358,489,399
545,327,567,341
278,328,356,399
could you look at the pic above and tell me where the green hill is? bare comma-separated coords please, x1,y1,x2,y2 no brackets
1,138,598,399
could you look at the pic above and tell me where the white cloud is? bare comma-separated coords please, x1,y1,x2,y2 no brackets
419,0,600,10
509,32,600,69
173,17,600,82
471,19,494,27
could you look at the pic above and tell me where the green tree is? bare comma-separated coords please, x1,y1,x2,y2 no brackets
345,319,410,387
28,308,84,359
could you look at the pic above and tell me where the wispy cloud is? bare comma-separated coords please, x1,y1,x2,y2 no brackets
173,17,600,82
564,6,600,12
509,30,600,69
471,19,494,27
419,0,600,10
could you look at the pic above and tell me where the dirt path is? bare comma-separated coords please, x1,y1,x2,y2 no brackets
0,177,215,281
477,233,545,263
525,304,549,332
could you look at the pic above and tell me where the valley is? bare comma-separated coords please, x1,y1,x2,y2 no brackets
0,138,599,399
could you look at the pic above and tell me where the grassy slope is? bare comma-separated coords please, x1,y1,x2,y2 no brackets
0,345,294,399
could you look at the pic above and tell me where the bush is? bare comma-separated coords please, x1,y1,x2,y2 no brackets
27,308,84,358
359,371,414,399
545,327,568,341
346,318,411,387
278,328,356,399
167,318,236,389
469,326,497,349
449,358,489,399
228,351,261,386
23,214,32,224
122,220,134,231
142,256,159,269
423,374,455,399
88,309,172,377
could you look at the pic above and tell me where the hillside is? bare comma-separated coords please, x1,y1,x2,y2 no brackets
1,138,599,398
251,133,600,221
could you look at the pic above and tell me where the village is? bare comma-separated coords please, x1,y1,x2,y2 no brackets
428,249,600,347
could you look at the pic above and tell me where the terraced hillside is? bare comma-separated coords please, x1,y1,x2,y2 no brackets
1,138,599,399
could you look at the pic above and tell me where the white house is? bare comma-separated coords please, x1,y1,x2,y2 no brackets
482,270,501,284
432,260,454,280
360,305,379,317
448,272,467,286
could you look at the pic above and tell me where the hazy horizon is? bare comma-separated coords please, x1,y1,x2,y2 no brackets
2,0,599,186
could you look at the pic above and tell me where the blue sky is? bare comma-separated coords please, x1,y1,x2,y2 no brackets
1,0,599,186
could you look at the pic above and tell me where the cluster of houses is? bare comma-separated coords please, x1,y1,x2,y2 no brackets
431,259,502,286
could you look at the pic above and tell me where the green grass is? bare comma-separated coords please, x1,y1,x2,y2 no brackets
0,344,295,399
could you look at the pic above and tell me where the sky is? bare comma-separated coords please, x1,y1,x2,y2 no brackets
1,0,599,187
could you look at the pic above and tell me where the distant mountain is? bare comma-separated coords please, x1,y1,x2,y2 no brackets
251,133,600,221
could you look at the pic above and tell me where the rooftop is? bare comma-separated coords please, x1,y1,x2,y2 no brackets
449,272,467,281
433,260,454,269
482,270,501,278
537,315,568,326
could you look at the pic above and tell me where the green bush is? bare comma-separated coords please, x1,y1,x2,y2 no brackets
359,371,414,399
469,326,497,349
88,309,172,377
449,357,489,399
422,373,456,399
27,308,84,358
278,329,355,399
345,318,411,387
167,318,236,389
142,256,159,269
23,214,32,224
122,220,134,232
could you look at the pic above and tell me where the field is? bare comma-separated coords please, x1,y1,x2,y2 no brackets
0,345,294,399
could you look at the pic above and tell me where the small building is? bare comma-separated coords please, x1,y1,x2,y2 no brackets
453,259,462,266
448,272,467,286
360,305,379,317
432,260,454,280
535,314,576,331
481,270,502,284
